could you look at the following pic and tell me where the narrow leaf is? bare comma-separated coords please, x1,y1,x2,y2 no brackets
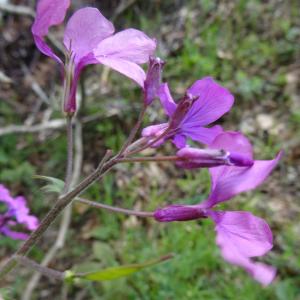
33,175,65,194
76,254,174,281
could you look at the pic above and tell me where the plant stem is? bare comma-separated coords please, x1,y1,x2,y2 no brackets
15,256,64,281
118,104,147,157
76,197,154,217
63,116,73,194
118,156,179,163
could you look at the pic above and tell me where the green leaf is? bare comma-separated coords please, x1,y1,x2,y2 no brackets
76,254,174,281
33,175,65,194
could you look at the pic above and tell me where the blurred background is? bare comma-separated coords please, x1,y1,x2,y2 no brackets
0,0,299,299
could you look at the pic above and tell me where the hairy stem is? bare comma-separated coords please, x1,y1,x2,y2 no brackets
118,155,179,163
118,104,147,157
76,197,154,217
15,256,64,281
63,116,73,194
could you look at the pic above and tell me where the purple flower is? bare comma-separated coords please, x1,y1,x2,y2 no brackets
0,184,39,240
142,77,234,148
32,0,156,113
143,57,165,105
154,132,282,285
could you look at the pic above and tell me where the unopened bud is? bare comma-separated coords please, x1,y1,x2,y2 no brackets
144,56,165,105
154,205,206,222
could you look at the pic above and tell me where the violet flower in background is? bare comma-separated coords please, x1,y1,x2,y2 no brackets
0,184,39,240
154,132,282,285
142,77,234,148
32,0,156,113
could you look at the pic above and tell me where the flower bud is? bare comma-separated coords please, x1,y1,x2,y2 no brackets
154,205,206,222
144,56,165,105
176,147,228,169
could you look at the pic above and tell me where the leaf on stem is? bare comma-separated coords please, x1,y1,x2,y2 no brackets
33,175,65,194
72,254,174,282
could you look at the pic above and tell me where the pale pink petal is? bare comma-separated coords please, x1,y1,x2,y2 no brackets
209,210,276,286
97,57,146,86
158,83,177,117
64,7,114,64
142,123,168,137
94,29,156,64
32,0,70,63
182,77,234,126
201,151,283,208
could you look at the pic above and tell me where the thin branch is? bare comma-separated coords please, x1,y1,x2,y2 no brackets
76,197,154,218
15,256,64,281
0,3,35,17
117,104,147,157
0,119,66,136
118,155,179,163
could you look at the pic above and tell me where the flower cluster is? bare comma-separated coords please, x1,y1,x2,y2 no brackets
146,78,283,285
32,0,156,113
0,184,39,240
31,0,282,287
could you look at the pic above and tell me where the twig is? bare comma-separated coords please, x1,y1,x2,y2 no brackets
76,197,154,218
117,104,147,157
118,155,179,163
15,256,64,281
0,119,65,136
0,112,122,137
0,3,35,17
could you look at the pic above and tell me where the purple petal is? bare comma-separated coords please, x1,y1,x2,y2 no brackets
201,151,283,208
94,29,156,63
182,77,234,126
64,8,114,64
183,125,223,145
94,29,156,86
158,83,177,117
97,57,146,86
210,131,253,159
32,36,63,64
172,134,187,148
32,0,71,63
209,210,276,286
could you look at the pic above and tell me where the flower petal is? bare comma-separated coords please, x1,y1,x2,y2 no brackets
64,7,114,64
209,210,276,286
94,28,156,64
172,134,186,148
97,57,146,86
182,77,234,126
158,83,177,117
201,150,283,208
32,0,70,63
183,125,223,145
